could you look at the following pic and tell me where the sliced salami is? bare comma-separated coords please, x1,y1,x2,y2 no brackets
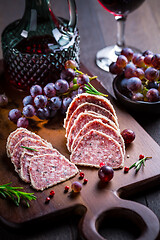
20,146,59,183
71,119,125,154
64,93,117,129
11,137,52,173
70,130,124,169
29,154,79,191
7,127,52,157
67,111,119,152
6,128,29,157
66,102,119,137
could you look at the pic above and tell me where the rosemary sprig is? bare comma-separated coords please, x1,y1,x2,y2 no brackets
21,146,38,152
84,82,108,97
0,183,36,207
129,156,152,173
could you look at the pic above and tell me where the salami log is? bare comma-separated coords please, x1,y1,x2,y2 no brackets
70,130,124,169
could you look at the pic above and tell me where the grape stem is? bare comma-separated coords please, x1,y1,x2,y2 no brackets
74,68,97,81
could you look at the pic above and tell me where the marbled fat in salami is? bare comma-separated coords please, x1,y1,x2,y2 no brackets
66,102,119,137
70,130,124,169
29,154,78,191
71,119,125,154
64,93,117,129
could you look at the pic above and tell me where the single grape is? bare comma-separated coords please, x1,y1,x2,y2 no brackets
54,79,69,93
132,53,141,65
126,77,142,92
23,95,33,106
120,78,129,89
17,117,29,128
34,95,48,108
78,86,85,94
151,54,160,69
61,97,72,114
60,68,76,81
0,94,8,107
36,107,50,120
43,83,56,98
147,81,159,89
30,85,42,97
146,88,160,102
8,109,22,123
145,67,159,82
142,50,153,56
116,55,128,68
134,68,144,80
109,62,123,75
23,104,35,117
124,62,136,78
134,56,146,68
64,60,78,70
98,165,114,183
144,54,153,66
77,74,90,85
121,129,135,144
48,96,62,110
71,181,82,193
132,92,144,101
121,48,134,61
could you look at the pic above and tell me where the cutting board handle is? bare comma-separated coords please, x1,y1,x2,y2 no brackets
80,191,159,240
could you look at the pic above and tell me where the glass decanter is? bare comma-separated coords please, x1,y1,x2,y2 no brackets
1,0,80,91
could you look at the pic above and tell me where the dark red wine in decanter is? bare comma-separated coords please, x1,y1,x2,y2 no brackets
1,0,80,91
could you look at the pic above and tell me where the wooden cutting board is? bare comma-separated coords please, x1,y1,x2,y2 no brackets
0,62,160,240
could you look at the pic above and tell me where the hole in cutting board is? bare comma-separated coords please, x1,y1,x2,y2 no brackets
97,208,142,240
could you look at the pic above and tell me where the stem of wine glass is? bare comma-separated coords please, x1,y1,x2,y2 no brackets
115,15,127,55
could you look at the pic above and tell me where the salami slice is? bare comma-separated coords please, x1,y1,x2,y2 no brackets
20,146,59,183
66,102,119,137
64,93,117,129
67,111,119,152
7,128,52,157
6,128,29,157
70,130,124,169
71,119,125,154
29,154,79,191
11,137,52,173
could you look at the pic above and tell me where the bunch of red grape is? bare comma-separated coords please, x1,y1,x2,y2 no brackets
8,60,92,128
109,48,160,102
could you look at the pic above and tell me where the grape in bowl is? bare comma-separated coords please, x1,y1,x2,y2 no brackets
113,74,160,114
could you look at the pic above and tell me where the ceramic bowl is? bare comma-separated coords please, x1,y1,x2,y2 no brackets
112,74,160,114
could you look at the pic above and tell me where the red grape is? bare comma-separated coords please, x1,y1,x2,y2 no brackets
71,181,82,193
54,79,69,93
8,109,22,123
121,129,135,144
151,54,160,69
60,68,76,81
126,77,142,92
121,48,134,61
98,165,114,183
23,104,35,117
23,95,33,106
124,63,136,78
116,55,128,68
34,95,48,108
64,60,78,70
109,62,123,75
77,74,90,85
30,85,42,97
17,117,29,128
145,67,159,82
132,92,144,101
43,83,56,98
146,88,160,102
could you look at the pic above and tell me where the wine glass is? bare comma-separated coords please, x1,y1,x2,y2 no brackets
96,0,145,72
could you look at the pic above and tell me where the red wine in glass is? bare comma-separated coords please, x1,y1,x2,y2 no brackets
96,0,145,71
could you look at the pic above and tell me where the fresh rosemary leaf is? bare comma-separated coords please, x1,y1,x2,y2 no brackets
21,146,38,151
84,83,108,97
0,182,36,207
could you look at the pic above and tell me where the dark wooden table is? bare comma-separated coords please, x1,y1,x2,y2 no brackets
0,0,160,239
